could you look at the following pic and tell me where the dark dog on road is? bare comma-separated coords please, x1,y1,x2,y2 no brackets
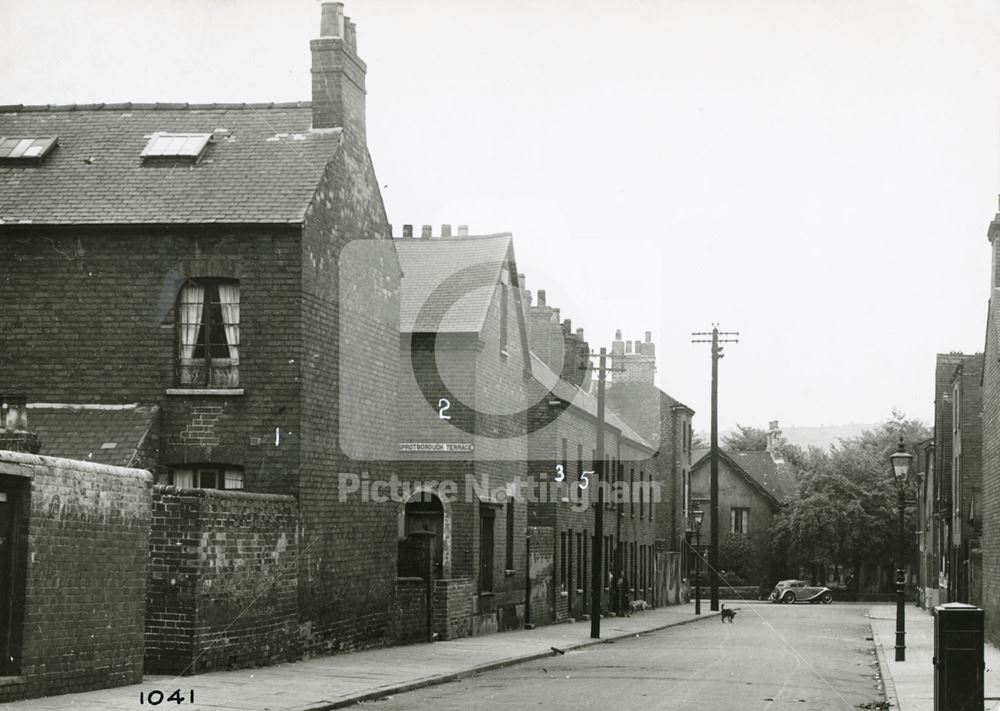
720,604,738,623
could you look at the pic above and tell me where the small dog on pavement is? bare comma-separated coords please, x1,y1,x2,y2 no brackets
720,603,738,623
629,599,650,613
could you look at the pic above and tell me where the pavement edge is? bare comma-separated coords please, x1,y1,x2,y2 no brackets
868,612,900,710
304,611,720,711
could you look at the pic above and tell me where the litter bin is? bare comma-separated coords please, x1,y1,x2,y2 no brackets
933,602,984,711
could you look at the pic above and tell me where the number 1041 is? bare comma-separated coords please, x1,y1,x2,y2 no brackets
139,689,195,705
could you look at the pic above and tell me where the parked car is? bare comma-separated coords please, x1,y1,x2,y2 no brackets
769,579,833,604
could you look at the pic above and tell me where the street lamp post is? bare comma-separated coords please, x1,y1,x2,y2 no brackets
693,504,704,616
890,435,913,663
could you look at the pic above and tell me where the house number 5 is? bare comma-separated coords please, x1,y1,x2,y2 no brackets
438,398,451,420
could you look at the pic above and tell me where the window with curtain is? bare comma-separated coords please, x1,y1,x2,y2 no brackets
177,278,240,388
169,465,244,490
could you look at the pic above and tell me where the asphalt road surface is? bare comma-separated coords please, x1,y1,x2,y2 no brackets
355,603,886,711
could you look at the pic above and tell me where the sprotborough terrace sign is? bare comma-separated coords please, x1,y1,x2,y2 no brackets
398,442,474,453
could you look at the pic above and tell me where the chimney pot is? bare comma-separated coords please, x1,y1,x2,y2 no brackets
421,225,432,239
537,289,546,306
563,319,572,334
552,308,560,323
576,328,584,340
311,3,367,141
441,224,452,238
457,225,469,237
626,341,633,354
319,1,345,38
518,273,525,287
615,329,622,340
645,331,651,342
345,19,357,52
402,224,413,238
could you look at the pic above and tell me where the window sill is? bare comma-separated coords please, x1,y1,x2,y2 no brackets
504,569,516,577
166,388,245,396
558,591,568,598
479,591,495,598
0,676,26,687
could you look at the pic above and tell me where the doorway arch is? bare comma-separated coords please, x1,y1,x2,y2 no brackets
401,489,451,578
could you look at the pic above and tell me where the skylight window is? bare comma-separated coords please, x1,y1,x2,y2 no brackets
141,132,211,160
0,136,58,162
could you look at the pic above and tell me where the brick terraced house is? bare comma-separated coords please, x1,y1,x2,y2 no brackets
603,331,694,603
393,228,532,638
927,352,984,607
522,290,660,622
979,199,1000,647
0,1,404,687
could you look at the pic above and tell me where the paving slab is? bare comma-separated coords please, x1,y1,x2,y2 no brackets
868,603,1000,711
4,603,716,711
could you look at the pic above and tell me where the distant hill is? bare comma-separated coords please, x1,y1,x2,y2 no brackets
779,423,876,450
696,423,878,452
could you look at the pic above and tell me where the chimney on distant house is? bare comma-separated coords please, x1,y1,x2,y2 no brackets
766,420,782,457
0,395,41,454
311,2,368,143
989,195,1000,288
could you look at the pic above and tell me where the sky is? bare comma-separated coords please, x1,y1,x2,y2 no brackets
3,0,999,432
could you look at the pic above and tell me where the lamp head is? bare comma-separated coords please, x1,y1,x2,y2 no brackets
889,434,913,485
692,503,704,528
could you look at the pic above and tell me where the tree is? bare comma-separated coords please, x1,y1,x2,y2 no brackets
769,411,931,589
723,424,768,452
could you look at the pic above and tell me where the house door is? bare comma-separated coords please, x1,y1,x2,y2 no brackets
404,495,444,578
0,480,23,676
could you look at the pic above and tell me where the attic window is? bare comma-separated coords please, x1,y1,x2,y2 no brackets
141,132,211,160
0,136,58,163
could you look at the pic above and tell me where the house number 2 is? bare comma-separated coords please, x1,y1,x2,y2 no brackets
438,398,451,419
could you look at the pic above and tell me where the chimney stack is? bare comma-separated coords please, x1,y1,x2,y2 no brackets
0,395,41,454
311,2,368,143
645,331,652,342
537,289,546,306
402,224,413,238
457,225,469,237
421,225,432,239
626,340,633,354
441,224,452,238
576,327,584,340
563,319,572,334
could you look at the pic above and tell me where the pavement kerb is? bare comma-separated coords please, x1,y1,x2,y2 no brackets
303,611,720,711
868,611,899,711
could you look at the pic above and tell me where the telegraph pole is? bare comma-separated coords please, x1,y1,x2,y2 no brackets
585,347,624,639
590,347,608,639
692,325,739,611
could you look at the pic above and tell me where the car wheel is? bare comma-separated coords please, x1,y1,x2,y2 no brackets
782,591,795,604
821,592,833,604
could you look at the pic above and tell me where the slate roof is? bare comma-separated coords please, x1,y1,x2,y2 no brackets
530,354,654,453
396,234,513,333
692,447,797,505
0,103,341,224
27,403,158,468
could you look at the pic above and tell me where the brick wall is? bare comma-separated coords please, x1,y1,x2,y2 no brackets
0,451,151,703
0,225,306,496
433,578,474,640
389,578,429,645
981,298,1000,645
296,94,401,655
145,486,299,675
